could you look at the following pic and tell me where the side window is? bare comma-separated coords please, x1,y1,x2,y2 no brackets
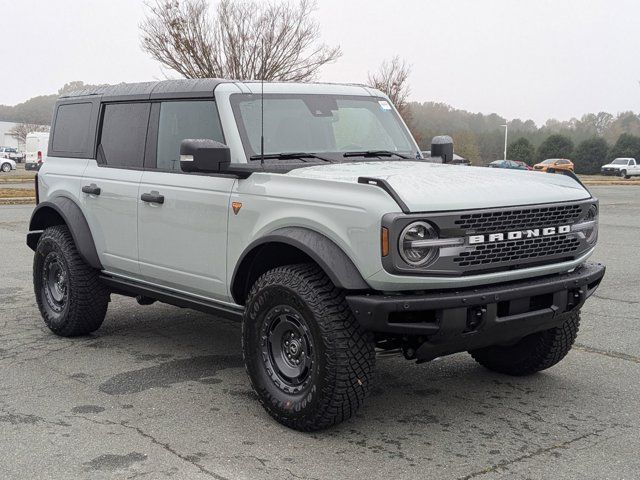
52,102,93,154
99,102,150,169
155,100,223,172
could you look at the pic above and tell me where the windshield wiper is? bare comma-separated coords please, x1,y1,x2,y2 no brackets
249,152,332,162
342,150,410,159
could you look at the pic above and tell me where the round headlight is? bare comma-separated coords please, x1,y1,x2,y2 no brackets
583,204,598,244
399,221,439,267
571,204,598,245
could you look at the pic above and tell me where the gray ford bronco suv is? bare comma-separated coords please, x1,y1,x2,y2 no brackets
28,79,605,431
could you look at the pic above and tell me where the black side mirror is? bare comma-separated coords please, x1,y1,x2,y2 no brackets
431,135,454,164
179,139,230,173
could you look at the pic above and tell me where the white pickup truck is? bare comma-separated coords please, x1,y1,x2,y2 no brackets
601,158,640,178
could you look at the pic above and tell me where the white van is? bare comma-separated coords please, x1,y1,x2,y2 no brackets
25,132,50,171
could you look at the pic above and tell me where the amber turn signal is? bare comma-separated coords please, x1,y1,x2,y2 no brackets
381,227,389,257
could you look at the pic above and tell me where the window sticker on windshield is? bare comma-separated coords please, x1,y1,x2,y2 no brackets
378,100,392,111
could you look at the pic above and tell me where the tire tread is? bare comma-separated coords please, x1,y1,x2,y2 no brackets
469,312,580,376
242,263,375,431
34,225,108,337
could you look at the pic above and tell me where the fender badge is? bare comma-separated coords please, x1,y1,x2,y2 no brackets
232,202,242,215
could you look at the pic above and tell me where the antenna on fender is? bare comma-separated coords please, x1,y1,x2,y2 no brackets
260,38,265,166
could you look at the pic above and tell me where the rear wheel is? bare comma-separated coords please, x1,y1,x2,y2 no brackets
469,312,580,376
242,263,375,431
1,162,11,172
34,225,109,336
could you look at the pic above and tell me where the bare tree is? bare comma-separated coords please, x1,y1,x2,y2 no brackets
368,56,412,118
140,0,341,81
8,123,50,146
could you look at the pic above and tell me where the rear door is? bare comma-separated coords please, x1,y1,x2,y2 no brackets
81,102,150,276
137,100,235,301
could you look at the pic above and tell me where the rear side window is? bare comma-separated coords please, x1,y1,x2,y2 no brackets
155,101,224,172
52,103,93,154
99,103,150,169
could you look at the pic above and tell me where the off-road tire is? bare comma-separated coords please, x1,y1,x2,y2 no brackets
469,311,580,376
34,225,109,336
242,263,375,431
1,162,11,172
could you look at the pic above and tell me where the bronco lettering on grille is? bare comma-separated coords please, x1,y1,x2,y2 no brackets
468,225,571,245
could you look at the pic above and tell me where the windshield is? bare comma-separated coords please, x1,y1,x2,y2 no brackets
230,94,416,161
612,159,629,165
541,159,558,164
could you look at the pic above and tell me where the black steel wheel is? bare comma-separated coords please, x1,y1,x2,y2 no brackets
261,305,315,394
242,263,375,431
41,252,69,314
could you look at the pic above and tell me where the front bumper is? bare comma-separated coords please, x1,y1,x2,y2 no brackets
347,261,605,361
601,168,619,176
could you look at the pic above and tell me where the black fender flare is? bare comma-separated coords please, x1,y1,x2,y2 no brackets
27,197,102,269
231,227,370,304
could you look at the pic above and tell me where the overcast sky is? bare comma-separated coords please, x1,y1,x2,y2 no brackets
0,0,637,124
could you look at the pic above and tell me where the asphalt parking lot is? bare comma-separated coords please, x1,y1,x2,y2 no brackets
1,186,638,480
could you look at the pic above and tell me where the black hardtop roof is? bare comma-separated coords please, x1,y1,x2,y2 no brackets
59,78,229,102
58,78,371,103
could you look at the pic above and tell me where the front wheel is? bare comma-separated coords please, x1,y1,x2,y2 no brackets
469,311,580,376
242,264,375,431
1,162,11,172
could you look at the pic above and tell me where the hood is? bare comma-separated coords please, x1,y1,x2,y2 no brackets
286,161,591,212
602,163,622,168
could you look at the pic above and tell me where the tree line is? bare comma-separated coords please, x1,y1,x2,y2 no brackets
407,102,640,173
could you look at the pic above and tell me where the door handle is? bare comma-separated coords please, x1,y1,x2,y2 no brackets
140,192,165,204
82,184,101,195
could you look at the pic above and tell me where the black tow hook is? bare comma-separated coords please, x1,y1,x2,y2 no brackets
466,306,487,332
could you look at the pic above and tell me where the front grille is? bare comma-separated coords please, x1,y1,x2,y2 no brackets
382,199,594,277
453,234,580,268
454,204,582,234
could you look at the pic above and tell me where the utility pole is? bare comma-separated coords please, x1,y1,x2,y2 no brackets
501,123,508,160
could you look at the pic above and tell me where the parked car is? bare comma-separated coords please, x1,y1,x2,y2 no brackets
0,157,16,172
488,159,528,170
514,160,533,170
27,79,604,431
0,146,23,161
601,158,639,178
25,132,49,171
533,158,574,172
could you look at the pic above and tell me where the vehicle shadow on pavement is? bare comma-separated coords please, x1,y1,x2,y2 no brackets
87,298,594,433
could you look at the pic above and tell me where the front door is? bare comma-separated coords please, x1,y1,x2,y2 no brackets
137,100,235,301
81,102,150,276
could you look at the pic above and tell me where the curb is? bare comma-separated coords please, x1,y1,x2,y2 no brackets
582,181,640,186
0,197,36,205
0,179,34,184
